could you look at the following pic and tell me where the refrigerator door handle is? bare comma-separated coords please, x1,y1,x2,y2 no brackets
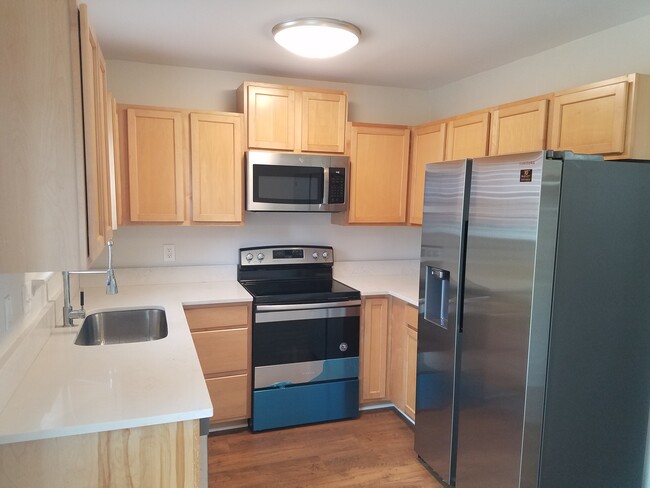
423,266,450,329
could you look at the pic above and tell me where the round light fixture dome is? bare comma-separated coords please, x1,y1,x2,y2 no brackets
272,18,361,59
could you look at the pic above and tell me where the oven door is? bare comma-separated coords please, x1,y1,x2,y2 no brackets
251,300,360,431
253,301,360,388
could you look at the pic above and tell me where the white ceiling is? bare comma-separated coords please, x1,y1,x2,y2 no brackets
84,0,650,90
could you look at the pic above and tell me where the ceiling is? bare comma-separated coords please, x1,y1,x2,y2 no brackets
84,0,650,90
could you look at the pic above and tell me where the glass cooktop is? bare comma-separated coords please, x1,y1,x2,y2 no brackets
240,278,360,305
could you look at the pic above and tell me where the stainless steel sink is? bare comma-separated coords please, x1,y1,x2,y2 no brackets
74,308,168,346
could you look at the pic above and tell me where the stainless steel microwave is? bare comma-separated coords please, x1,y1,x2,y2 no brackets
246,151,350,212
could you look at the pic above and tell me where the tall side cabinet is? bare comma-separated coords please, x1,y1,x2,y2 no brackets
79,4,115,261
0,0,115,272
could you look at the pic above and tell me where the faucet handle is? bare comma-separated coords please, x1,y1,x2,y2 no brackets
80,290,85,309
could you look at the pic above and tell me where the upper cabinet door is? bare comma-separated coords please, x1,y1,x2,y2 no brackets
408,122,446,226
0,0,88,272
301,91,347,153
79,4,113,263
489,99,548,156
126,108,185,222
445,112,490,160
247,85,295,151
549,78,628,155
190,112,244,223
348,124,410,224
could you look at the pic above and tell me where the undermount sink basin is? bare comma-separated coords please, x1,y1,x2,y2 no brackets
74,308,168,346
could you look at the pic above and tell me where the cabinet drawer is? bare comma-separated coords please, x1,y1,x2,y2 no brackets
184,304,249,331
206,374,249,422
405,304,418,331
192,328,248,374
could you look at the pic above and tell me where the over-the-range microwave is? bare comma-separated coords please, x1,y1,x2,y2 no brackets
245,150,349,212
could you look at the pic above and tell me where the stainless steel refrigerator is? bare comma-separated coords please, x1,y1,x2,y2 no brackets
414,151,650,488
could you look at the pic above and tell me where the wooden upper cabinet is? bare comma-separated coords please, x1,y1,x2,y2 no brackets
347,124,410,224
445,112,490,160
79,4,114,262
549,74,650,159
238,82,347,154
408,122,446,225
301,91,347,153
1,0,91,272
247,85,295,151
118,105,244,225
126,108,185,222
489,98,548,156
550,77,628,155
190,112,244,223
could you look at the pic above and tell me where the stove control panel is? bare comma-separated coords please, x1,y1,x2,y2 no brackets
239,246,334,266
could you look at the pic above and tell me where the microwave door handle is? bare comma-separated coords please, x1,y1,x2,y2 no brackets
322,167,330,205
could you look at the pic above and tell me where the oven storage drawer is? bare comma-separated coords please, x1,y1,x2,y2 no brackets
252,379,359,432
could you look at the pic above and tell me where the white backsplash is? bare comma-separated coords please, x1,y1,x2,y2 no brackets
79,265,237,288
0,273,61,413
334,260,419,277
89,213,422,269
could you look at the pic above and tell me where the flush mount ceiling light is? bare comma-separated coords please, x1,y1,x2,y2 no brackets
272,18,361,59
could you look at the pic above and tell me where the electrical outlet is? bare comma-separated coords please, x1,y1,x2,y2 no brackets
163,244,176,263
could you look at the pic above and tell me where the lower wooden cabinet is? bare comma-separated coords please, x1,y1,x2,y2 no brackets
361,297,389,402
404,326,418,419
191,327,248,373
184,303,251,427
389,298,419,421
205,375,249,422
0,420,199,488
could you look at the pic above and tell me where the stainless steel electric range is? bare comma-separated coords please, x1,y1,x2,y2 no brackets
237,245,361,432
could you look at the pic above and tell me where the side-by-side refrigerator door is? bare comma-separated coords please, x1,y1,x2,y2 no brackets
455,151,549,488
414,159,470,485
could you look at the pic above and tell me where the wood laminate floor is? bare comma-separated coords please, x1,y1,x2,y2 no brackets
208,409,443,487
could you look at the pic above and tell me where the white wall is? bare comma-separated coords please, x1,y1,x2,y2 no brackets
428,14,650,119
106,60,433,125
0,275,26,349
104,14,650,270
104,61,429,268
0,273,56,355
99,213,421,268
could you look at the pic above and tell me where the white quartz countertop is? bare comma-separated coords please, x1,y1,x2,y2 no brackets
0,281,252,445
336,274,419,306
0,261,419,446
334,261,420,306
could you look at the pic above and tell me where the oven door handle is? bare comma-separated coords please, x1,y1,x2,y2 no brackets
255,300,361,312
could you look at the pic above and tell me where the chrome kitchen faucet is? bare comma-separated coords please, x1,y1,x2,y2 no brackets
62,240,118,326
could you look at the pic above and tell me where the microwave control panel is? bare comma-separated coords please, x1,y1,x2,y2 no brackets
328,168,346,204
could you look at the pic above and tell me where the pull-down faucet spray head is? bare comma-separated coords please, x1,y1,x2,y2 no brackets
106,240,118,295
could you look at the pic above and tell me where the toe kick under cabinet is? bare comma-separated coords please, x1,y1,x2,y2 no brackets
184,303,252,427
